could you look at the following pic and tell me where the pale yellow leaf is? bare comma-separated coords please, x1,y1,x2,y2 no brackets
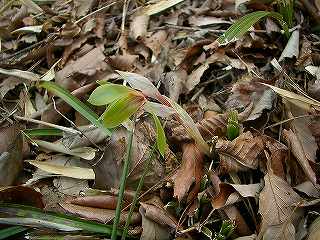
27,160,95,179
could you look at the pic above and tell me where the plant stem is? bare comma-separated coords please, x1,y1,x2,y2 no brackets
111,128,134,240
121,144,157,240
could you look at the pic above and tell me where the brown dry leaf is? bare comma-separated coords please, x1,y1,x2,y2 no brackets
226,77,276,122
173,142,203,202
216,132,264,174
139,204,171,240
296,36,312,67
212,182,262,209
208,170,252,236
258,169,303,239
0,124,23,186
283,129,317,185
185,63,209,93
171,112,228,142
0,186,43,208
93,120,165,190
278,30,300,62
263,135,288,179
140,201,178,229
163,68,188,102
143,30,168,58
55,47,110,90
69,195,118,209
60,203,141,224
130,14,150,40
108,54,138,71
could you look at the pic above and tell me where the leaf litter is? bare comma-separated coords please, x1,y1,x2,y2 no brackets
1,0,320,239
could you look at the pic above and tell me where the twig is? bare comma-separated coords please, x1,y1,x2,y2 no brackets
14,115,81,135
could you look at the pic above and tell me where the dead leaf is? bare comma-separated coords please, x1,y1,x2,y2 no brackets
27,160,95,180
141,0,185,16
283,129,317,185
173,143,203,202
60,203,141,224
279,30,299,62
212,182,262,209
0,124,23,186
93,121,165,189
69,195,119,209
34,140,96,160
262,83,320,111
140,204,171,240
56,47,110,90
226,77,275,121
263,135,288,179
258,170,303,238
140,201,178,229
216,132,264,174
130,14,150,40
0,186,43,208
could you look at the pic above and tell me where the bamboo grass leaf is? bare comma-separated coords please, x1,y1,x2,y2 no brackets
102,93,146,128
88,83,134,106
0,204,118,236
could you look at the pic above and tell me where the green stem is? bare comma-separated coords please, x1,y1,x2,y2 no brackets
121,144,157,240
111,129,134,240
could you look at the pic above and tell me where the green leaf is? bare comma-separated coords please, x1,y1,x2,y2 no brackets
102,93,146,128
151,113,167,156
39,81,111,136
24,128,63,137
0,226,27,240
0,204,118,236
217,11,289,45
88,83,133,106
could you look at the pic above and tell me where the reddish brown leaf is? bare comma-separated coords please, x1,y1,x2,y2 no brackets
69,195,119,209
216,132,264,174
173,143,203,202
60,203,141,225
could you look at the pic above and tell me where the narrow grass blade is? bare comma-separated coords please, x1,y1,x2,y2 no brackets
121,144,157,240
23,128,63,137
111,129,134,240
0,226,28,240
0,204,118,236
39,81,111,136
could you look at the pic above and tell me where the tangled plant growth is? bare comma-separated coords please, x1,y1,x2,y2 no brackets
1,0,320,240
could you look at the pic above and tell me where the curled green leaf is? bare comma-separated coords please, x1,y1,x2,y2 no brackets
151,113,167,156
102,93,146,128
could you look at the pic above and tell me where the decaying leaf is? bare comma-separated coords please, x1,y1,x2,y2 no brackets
174,143,203,202
216,132,264,174
258,169,303,238
93,121,165,190
60,203,141,225
27,160,95,180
